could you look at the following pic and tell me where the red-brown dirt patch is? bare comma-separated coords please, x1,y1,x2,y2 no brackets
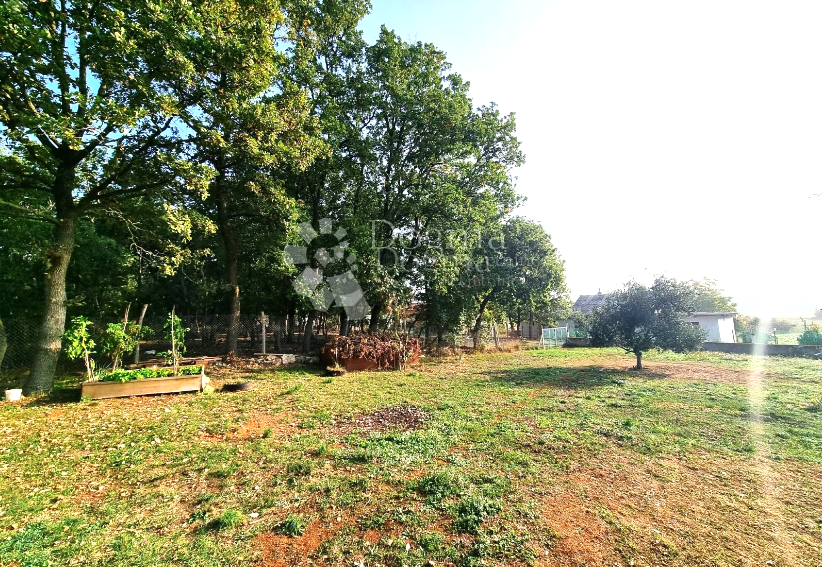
540,490,620,566
561,355,750,385
233,411,296,440
540,451,822,567
255,520,335,567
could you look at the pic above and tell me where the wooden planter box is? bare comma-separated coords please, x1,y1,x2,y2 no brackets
81,372,209,400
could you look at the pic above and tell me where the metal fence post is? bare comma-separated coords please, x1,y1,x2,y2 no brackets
260,311,267,355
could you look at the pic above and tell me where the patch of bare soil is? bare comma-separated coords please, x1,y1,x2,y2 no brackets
562,355,750,385
336,405,430,435
196,410,296,442
256,520,336,567
641,361,749,385
540,490,620,566
255,506,406,566
232,411,296,440
540,451,822,567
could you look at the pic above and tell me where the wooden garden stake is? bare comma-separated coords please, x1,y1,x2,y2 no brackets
133,304,148,364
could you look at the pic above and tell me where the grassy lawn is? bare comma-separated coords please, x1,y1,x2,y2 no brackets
1,348,821,566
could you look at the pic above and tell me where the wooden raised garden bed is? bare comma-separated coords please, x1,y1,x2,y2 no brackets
81,366,209,400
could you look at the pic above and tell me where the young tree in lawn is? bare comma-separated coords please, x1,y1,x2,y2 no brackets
589,277,705,369
0,0,231,393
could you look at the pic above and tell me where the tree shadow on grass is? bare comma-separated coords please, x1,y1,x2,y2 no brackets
482,365,670,390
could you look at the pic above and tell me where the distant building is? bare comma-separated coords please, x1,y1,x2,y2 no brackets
558,291,609,335
684,312,737,343
572,291,608,313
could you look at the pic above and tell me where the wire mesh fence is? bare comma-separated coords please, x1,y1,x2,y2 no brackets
1,318,40,369
0,313,526,371
0,313,298,370
132,314,289,360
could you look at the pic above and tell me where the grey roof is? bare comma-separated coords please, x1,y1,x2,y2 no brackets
688,312,737,317
573,293,608,313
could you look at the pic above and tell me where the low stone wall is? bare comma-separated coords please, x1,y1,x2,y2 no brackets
252,353,319,365
701,342,822,358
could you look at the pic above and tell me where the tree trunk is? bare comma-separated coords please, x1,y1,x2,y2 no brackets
286,307,295,343
25,209,77,394
216,180,240,355
0,314,7,370
133,304,148,364
471,290,494,349
368,303,382,333
303,310,315,354
635,350,642,370
340,311,349,337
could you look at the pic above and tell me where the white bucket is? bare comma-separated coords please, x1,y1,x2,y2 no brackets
5,389,22,402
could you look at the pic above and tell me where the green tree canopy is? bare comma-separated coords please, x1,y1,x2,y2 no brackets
0,0,337,392
589,277,705,369
688,278,737,312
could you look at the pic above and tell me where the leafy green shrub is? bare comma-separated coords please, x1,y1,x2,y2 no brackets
62,317,96,381
99,322,150,370
452,495,501,534
279,515,306,537
798,325,822,345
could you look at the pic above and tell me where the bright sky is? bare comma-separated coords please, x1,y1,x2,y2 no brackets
360,0,822,317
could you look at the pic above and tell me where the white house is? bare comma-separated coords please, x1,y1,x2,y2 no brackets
684,312,737,343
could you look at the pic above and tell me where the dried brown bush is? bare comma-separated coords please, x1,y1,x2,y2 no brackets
321,333,420,370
